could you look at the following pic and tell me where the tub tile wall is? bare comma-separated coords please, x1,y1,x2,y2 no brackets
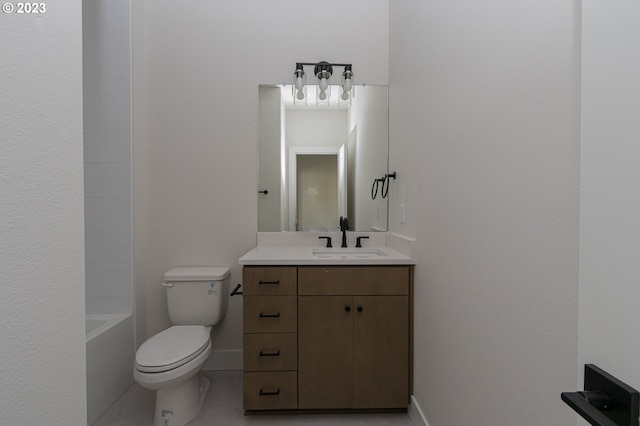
83,0,132,315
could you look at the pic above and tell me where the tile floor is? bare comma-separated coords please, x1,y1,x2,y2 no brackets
94,371,413,425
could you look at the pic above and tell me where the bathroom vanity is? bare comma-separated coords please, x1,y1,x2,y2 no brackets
251,80,411,413
239,237,415,413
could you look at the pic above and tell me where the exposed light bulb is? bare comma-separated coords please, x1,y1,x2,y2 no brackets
319,78,328,92
341,66,354,101
295,76,304,91
319,91,327,100
296,90,305,100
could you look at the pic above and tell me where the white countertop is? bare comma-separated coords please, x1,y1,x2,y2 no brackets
238,245,415,265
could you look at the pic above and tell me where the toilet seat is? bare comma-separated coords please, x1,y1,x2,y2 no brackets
136,325,211,373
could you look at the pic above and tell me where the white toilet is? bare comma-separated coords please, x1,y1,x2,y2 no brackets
134,266,230,426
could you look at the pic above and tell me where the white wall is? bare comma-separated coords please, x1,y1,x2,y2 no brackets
389,1,580,425
579,0,640,418
84,0,133,315
134,0,389,367
0,4,86,424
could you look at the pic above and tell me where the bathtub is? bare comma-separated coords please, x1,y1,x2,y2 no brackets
86,314,134,425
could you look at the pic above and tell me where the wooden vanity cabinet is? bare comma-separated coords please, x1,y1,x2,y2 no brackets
297,266,410,410
242,264,412,412
242,266,298,410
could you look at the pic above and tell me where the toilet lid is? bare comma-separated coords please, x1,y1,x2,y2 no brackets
136,325,211,373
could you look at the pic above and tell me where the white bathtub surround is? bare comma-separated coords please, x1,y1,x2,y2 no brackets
86,314,134,425
83,2,133,423
83,0,133,315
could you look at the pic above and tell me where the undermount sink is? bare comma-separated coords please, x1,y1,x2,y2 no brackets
312,248,388,259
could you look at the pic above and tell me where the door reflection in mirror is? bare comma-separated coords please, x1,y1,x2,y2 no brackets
296,154,338,231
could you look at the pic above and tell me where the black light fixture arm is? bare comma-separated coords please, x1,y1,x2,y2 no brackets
295,62,353,67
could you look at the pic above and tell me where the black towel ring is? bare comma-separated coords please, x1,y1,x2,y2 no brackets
371,178,384,199
372,172,397,199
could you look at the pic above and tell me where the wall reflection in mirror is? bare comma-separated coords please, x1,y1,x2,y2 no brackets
258,84,389,232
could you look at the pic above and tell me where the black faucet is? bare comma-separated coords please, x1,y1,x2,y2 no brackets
339,216,349,248
356,236,369,248
318,236,332,248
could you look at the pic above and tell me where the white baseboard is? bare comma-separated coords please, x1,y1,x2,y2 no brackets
203,349,242,371
408,395,429,426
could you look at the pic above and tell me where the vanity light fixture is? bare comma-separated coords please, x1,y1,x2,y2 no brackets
292,61,354,106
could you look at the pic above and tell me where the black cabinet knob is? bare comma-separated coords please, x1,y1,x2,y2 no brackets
357,306,363,312
345,306,351,312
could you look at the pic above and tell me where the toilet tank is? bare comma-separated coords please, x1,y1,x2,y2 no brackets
163,266,230,325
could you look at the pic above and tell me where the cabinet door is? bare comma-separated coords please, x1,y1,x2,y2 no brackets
353,295,409,408
298,296,353,409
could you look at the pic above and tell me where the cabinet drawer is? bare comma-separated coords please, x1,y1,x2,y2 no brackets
244,296,297,333
243,371,297,410
244,333,297,371
299,266,409,295
243,267,297,296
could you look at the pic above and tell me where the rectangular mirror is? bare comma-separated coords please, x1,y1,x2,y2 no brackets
258,84,389,232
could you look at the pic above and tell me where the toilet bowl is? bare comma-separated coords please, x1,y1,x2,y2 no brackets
134,267,230,426
134,326,212,425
